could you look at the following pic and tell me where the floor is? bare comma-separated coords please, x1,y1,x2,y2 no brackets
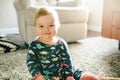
87,30,101,38
0,27,19,36
87,30,120,50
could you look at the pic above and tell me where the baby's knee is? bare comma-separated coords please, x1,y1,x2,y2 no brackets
80,72,97,80
66,76,75,80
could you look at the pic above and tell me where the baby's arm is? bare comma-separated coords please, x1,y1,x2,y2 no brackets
60,40,75,79
26,49,45,80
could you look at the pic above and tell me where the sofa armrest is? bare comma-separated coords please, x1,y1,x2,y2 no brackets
25,6,38,26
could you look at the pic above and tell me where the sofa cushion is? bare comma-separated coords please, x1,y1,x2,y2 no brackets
57,0,76,7
55,7,89,23
37,0,48,6
25,6,89,25
57,0,83,7
47,0,57,6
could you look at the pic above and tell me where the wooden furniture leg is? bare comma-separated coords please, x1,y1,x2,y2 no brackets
118,40,120,50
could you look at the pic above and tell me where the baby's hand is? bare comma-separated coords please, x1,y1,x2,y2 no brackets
35,75,45,80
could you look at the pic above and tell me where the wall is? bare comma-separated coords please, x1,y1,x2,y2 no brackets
0,0,18,35
85,0,103,32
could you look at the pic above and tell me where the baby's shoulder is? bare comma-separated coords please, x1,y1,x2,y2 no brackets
29,40,37,46
28,40,39,49
56,37,68,47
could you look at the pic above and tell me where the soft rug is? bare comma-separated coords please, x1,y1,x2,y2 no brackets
0,36,120,80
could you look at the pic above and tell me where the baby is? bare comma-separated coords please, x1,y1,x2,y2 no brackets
26,6,107,80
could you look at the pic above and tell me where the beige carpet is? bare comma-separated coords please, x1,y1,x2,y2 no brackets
0,36,120,80
69,37,120,77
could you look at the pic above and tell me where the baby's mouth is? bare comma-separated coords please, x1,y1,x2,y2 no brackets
44,33,51,35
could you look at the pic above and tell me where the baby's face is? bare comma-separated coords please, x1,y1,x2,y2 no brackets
35,14,57,40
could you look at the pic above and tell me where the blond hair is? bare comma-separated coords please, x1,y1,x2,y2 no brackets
34,6,60,29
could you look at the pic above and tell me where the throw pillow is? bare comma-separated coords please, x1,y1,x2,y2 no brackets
0,38,20,53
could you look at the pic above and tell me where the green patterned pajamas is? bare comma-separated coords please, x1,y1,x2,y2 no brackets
26,39,82,80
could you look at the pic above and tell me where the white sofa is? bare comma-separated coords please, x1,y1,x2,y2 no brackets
13,0,89,44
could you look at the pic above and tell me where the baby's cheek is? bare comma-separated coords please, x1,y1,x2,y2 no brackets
52,30,57,35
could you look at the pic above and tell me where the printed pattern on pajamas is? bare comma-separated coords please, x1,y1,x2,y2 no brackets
26,39,82,80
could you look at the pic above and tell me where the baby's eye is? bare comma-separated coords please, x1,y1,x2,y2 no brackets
39,25,44,28
49,25,55,27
